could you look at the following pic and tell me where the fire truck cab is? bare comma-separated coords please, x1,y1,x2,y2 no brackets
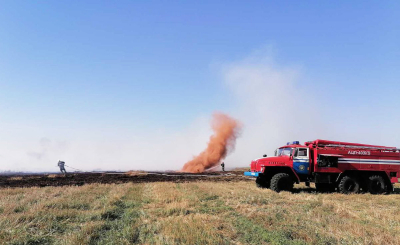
244,139,400,194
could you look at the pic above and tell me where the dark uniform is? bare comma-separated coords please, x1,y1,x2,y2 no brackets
221,162,225,172
58,161,67,174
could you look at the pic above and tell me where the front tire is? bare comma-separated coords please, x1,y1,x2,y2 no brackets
338,176,360,194
270,173,293,193
256,176,270,188
367,175,387,194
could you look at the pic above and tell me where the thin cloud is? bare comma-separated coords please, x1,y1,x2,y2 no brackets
221,50,324,166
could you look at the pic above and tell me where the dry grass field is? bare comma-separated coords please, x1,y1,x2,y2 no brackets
0,181,399,245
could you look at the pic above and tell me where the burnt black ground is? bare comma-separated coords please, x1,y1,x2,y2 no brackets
0,171,251,188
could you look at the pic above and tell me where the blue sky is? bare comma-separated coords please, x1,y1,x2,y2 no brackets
0,1,399,171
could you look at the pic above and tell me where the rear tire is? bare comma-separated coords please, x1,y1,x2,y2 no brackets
256,176,270,188
315,183,335,193
367,175,387,194
338,176,360,194
270,173,293,193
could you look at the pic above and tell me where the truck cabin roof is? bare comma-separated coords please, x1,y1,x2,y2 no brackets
279,144,307,149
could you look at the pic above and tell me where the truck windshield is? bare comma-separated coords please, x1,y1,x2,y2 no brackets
275,148,293,156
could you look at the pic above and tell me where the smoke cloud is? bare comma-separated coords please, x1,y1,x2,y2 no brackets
219,49,326,166
221,49,400,167
181,113,241,173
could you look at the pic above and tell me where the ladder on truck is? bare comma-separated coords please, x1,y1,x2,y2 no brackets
309,140,400,152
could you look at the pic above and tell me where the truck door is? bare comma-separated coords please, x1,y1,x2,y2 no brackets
293,148,310,174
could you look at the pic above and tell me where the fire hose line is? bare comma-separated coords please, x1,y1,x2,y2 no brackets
204,165,220,172
64,165,84,172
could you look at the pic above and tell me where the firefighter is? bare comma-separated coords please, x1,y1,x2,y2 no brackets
221,162,225,172
57,160,67,174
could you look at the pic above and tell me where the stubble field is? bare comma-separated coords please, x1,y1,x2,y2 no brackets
0,178,399,245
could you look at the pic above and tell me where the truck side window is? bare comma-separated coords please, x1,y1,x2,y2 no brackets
297,148,307,157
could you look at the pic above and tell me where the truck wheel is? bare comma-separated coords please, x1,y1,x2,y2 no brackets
315,183,335,193
367,175,387,194
256,176,270,188
338,176,360,194
270,173,293,193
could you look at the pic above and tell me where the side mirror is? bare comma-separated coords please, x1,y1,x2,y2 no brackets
263,154,267,157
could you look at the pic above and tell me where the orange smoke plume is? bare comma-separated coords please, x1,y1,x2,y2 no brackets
182,113,242,173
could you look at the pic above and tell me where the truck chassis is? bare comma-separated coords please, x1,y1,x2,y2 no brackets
245,140,400,194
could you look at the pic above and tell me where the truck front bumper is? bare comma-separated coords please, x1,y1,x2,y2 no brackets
244,171,260,177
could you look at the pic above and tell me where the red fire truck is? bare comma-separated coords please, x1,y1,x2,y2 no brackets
244,139,400,194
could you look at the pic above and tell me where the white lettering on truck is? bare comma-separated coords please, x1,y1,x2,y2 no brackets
348,150,371,155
